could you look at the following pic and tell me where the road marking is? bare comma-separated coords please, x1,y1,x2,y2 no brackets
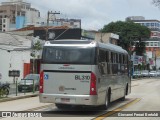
24,104,54,111
94,98,141,120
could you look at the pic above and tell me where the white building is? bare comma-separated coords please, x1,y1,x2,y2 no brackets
0,32,31,83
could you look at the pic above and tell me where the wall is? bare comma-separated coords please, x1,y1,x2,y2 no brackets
25,10,39,26
16,16,25,29
95,33,119,45
0,49,30,83
2,18,10,32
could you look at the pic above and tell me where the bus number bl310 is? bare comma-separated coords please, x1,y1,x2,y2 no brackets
75,75,90,80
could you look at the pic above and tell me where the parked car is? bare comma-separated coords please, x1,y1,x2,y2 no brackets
133,71,141,78
18,74,40,92
156,71,160,77
149,71,157,77
141,70,149,77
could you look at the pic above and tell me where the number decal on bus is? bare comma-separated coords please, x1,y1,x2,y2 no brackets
75,75,90,81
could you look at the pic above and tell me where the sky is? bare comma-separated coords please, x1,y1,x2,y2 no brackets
1,0,160,30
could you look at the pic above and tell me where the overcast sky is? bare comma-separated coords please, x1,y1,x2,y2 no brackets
1,0,160,30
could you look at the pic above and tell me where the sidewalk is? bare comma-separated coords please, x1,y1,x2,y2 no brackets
0,83,39,103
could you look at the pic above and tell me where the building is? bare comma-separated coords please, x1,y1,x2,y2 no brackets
126,16,160,70
35,17,81,29
82,30,119,45
0,0,81,31
0,0,40,31
95,33,119,45
0,32,32,83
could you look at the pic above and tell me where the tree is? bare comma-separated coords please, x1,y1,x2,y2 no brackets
31,38,43,73
101,21,150,55
152,0,160,8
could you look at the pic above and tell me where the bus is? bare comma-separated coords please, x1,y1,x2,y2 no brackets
39,39,131,109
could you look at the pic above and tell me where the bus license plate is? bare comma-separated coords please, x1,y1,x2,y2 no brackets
61,98,70,102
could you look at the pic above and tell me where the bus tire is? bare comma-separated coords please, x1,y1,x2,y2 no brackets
120,84,128,101
101,90,111,110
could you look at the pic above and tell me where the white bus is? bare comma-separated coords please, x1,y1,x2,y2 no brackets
39,39,131,109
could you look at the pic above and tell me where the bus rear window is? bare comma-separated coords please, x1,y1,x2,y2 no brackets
42,46,95,64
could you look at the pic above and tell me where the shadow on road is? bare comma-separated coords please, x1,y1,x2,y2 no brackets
41,98,131,117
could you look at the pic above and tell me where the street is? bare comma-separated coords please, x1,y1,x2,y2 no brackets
0,78,160,120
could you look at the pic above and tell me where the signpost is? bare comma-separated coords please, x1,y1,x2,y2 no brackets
8,70,20,96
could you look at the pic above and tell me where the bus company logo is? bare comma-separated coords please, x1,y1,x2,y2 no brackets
58,66,74,70
59,86,65,92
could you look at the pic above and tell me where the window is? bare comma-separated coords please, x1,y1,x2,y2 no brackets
111,52,117,63
154,42,158,46
116,54,119,63
3,19,5,23
119,54,122,63
123,55,125,64
98,49,106,63
42,46,94,64
111,52,114,63
146,42,149,46
106,51,109,62
146,23,150,27
151,23,154,27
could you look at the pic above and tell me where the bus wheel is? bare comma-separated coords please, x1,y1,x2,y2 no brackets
120,84,128,101
101,90,110,110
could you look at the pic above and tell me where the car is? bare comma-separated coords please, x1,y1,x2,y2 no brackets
18,74,40,92
156,71,160,77
132,71,141,78
149,71,157,77
141,70,149,77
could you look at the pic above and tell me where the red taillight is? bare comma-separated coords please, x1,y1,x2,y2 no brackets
90,72,97,95
39,71,44,93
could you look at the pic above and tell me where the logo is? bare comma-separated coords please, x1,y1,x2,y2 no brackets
59,86,65,92
44,74,49,80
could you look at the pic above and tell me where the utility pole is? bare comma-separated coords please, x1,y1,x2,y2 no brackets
46,11,60,41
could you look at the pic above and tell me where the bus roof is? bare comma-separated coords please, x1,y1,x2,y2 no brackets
44,39,128,54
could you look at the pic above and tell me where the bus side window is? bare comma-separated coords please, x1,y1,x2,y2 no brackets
106,51,109,62
106,51,110,74
98,49,105,63
98,49,106,75
119,54,122,64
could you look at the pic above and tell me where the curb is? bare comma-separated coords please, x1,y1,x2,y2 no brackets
0,94,39,103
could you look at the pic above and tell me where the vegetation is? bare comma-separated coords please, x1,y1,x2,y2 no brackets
152,0,160,8
101,21,151,55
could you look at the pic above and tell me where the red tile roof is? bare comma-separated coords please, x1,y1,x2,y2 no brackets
15,26,69,31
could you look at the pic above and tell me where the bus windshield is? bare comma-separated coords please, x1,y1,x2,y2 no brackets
42,46,95,64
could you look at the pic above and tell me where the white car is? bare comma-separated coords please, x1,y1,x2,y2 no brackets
133,71,141,78
149,71,157,77
141,70,149,77
156,71,160,76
